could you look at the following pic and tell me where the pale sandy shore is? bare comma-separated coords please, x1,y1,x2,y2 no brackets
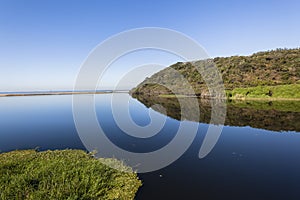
0,90,129,97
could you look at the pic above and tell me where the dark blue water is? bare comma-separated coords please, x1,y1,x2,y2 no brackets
1,94,300,199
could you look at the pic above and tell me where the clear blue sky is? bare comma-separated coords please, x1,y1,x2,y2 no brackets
1,0,299,91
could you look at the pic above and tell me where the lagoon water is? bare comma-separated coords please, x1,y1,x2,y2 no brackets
1,93,300,199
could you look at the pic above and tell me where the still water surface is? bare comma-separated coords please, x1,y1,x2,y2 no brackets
1,94,300,199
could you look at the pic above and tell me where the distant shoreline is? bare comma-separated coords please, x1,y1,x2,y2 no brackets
0,90,129,97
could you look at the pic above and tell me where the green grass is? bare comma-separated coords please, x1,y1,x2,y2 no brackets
0,149,141,200
227,84,300,99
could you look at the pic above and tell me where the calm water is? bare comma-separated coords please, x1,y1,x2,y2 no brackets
1,93,300,199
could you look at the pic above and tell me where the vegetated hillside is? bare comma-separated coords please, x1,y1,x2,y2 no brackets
131,48,300,98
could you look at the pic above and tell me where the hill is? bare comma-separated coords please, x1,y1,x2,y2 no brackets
130,48,300,99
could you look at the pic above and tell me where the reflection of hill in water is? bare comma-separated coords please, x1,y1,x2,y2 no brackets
133,94,300,132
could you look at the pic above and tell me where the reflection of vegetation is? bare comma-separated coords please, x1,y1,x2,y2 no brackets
131,48,300,99
229,100,300,112
133,94,300,132
0,149,141,200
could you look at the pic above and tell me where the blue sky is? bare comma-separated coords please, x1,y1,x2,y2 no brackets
0,0,299,91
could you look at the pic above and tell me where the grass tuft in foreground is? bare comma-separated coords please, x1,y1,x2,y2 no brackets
0,149,141,200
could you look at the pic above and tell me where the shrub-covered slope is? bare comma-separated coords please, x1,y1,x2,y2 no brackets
131,48,300,98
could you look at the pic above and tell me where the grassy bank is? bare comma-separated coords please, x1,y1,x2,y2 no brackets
155,84,300,101
227,84,300,100
0,149,141,200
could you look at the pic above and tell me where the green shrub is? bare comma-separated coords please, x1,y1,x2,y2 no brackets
0,150,141,200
